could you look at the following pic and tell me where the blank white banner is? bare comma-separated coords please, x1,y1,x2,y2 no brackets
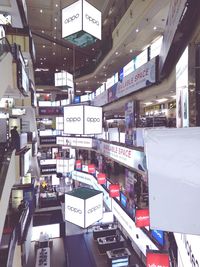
144,127,200,235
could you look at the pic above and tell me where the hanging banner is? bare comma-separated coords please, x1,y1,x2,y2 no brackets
125,101,135,146
135,209,150,228
108,57,157,103
146,251,170,267
109,184,120,198
97,173,106,184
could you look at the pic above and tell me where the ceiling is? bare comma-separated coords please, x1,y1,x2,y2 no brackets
25,0,170,94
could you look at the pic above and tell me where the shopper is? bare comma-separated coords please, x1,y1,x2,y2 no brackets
10,126,20,151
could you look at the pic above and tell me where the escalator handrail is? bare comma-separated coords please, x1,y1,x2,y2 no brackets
0,37,12,61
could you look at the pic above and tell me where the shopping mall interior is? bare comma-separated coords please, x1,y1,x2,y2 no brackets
0,0,200,266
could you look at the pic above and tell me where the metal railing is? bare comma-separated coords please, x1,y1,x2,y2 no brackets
0,37,12,61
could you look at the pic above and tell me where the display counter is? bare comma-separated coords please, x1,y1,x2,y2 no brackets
35,247,50,267
97,234,125,254
106,247,131,267
93,224,117,240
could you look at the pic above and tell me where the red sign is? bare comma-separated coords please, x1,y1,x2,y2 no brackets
146,251,170,267
97,173,106,184
88,164,95,174
135,209,150,227
109,184,120,198
76,160,82,170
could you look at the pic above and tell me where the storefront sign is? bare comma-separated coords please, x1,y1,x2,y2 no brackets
135,209,150,228
146,251,170,267
57,136,93,148
97,173,106,184
109,184,120,198
40,136,57,145
92,90,107,107
108,57,157,103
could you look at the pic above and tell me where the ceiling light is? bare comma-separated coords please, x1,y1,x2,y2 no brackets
170,90,174,93
85,81,88,83
115,51,118,55
53,52,55,55
144,102,153,106
136,28,139,32
86,59,89,62
41,30,45,33
54,18,57,22
103,66,106,69
153,26,157,30
97,81,100,84
64,58,66,60
54,36,56,39
40,57,43,60
92,48,95,51
67,48,70,50
42,45,45,48
156,98,168,103
55,4,58,7
94,76,96,78
53,43,56,45
54,27,56,30
104,74,107,76
76,90,81,93
130,49,133,53
171,95,176,99
40,9,43,13
44,57,46,60
40,62,43,65
85,90,92,93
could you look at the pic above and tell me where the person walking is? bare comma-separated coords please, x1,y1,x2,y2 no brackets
10,126,20,151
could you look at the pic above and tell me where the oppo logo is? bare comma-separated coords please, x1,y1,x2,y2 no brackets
64,14,79,24
66,117,81,122
87,204,101,214
87,117,100,122
67,205,82,214
137,216,149,221
85,14,99,25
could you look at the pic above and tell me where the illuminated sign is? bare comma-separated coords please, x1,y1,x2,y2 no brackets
135,209,150,228
109,184,120,198
146,251,170,267
88,164,95,174
55,71,73,87
97,173,106,184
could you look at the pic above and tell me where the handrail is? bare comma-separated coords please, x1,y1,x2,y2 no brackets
0,144,14,198
0,37,12,61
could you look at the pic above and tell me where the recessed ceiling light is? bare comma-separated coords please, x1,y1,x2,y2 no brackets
54,18,57,22
104,74,107,76
115,51,118,55
85,81,88,83
40,9,43,13
97,81,100,84
40,57,43,60
42,30,45,33
53,43,56,45
153,26,157,30
44,57,46,60
54,36,56,39
103,66,106,69
54,27,56,30
94,76,96,78
144,102,153,106
92,48,95,51
156,98,168,103
64,58,66,60
55,4,58,7
136,28,139,32
130,49,133,53
40,62,43,65
85,90,92,93
67,48,70,50
86,59,89,62
53,52,55,55
42,45,45,48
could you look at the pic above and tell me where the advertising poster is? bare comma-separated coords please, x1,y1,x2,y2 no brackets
176,46,189,128
125,101,135,146
146,251,170,267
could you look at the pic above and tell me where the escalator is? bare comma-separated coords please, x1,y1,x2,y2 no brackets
64,234,96,267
